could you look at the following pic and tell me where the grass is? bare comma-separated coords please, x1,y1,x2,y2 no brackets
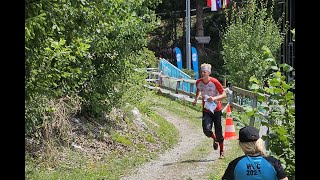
153,94,246,180
26,150,153,180
25,92,244,180
207,140,243,179
25,92,179,180
152,94,203,128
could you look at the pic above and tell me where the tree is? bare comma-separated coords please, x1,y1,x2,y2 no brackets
25,0,160,136
222,0,284,89
195,0,205,54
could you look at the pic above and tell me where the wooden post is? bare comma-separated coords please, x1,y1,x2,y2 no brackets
181,80,186,112
176,80,180,94
184,96,186,112
249,95,258,126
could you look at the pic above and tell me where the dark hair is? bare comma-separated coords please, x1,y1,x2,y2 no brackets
227,82,232,88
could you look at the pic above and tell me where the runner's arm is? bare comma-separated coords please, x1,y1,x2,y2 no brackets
192,89,201,106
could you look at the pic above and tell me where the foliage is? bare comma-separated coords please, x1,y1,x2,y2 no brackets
26,92,180,180
182,68,196,79
202,11,228,80
25,0,160,136
25,93,50,136
112,132,133,146
222,0,284,89
243,46,295,179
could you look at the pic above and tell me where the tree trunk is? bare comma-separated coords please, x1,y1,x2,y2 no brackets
196,0,204,56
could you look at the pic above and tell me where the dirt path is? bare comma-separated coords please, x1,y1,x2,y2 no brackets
120,108,230,180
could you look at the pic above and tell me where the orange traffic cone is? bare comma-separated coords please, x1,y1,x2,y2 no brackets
226,104,232,118
224,104,238,140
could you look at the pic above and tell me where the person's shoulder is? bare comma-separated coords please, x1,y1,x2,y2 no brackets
196,78,203,83
262,155,282,166
263,155,279,161
209,77,218,81
209,77,224,88
209,77,221,83
263,155,287,178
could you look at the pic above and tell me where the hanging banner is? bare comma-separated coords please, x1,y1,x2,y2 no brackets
191,46,199,79
175,47,182,70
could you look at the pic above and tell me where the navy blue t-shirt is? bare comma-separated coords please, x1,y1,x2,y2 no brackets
222,155,287,180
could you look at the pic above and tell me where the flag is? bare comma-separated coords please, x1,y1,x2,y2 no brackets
175,47,182,70
209,0,217,11
224,0,230,8
217,0,222,9
207,0,211,7
208,0,230,10
191,47,199,79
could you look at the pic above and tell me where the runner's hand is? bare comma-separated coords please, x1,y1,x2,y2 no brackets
207,96,215,102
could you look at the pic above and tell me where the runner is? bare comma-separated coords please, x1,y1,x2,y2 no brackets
222,126,288,180
192,63,227,159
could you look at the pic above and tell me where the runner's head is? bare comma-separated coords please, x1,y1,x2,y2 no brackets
238,126,266,156
200,63,211,77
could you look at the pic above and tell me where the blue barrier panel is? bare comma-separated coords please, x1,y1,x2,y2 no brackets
159,58,197,93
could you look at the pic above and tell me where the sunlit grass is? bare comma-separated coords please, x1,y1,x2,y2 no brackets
26,92,180,180
153,94,246,180
208,140,243,179
26,92,243,180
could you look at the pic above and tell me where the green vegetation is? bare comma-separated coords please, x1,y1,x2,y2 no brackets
25,92,179,179
25,0,295,179
25,0,160,138
25,1,162,178
112,132,133,146
222,0,284,89
154,95,245,179
231,46,295,179
220,1,295,177
208,141,243,180
26,93,228,179
248,46,295,179
182,68,197,79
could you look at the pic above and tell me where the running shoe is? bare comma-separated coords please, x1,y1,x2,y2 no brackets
219,151,225,159
213,139,218,150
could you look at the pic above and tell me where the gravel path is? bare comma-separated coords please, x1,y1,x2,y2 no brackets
120,108,227,180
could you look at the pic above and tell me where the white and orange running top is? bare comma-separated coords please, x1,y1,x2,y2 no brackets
195,77,225,112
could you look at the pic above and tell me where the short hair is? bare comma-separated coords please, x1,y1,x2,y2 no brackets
200,63,212,73
200,63,212,69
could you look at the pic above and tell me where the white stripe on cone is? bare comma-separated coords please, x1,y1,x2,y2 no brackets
225,125,235,132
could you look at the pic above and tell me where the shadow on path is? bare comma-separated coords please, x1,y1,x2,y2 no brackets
163,158,216,166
